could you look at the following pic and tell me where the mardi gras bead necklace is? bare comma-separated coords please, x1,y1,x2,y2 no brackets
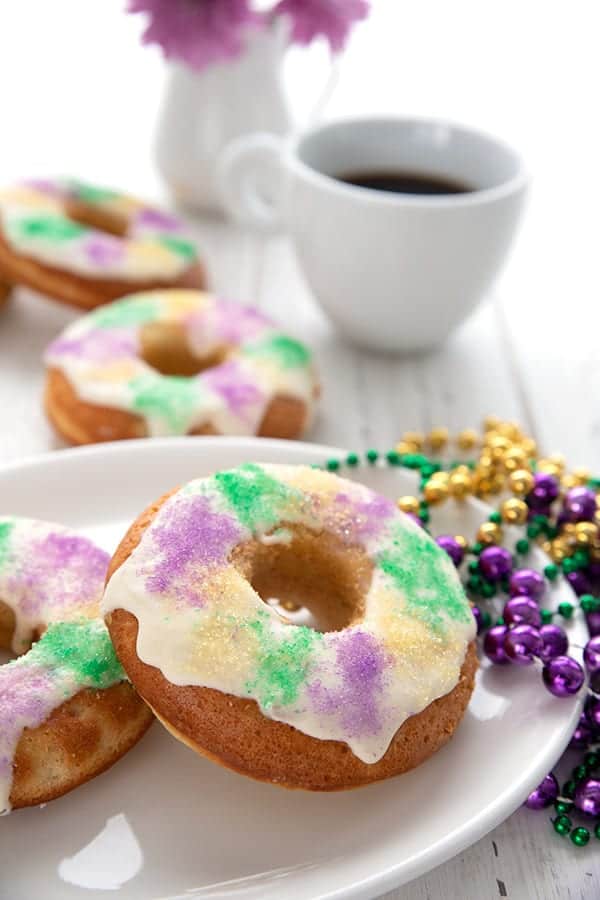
317,417,600,847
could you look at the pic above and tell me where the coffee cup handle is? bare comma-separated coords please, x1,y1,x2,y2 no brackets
218,133,285,232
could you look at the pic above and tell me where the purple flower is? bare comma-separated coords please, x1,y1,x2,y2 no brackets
274,0,369,52
128,0,262,71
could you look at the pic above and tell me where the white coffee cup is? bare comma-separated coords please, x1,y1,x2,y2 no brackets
219,117,529,352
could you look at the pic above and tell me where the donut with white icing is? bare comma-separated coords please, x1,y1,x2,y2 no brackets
0,517,153,813
103,464,477,791
44,290,319,444
0,179,205,310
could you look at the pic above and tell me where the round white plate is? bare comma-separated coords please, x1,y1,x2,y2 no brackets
0,437,585,900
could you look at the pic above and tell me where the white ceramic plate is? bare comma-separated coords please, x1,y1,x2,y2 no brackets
0,437,585,900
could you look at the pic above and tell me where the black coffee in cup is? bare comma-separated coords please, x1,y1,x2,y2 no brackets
337,170,474,195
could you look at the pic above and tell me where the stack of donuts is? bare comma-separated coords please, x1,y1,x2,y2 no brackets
0,177,476,813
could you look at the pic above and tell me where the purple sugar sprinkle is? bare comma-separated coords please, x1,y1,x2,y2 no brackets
135,207,184,232
20,178,60,196
308,630,387,737
11,532,109,619
323,491,395,543
144,494,241,606
84,234,125,268
46,328,137,363
202,361,264,418
187,302,271,348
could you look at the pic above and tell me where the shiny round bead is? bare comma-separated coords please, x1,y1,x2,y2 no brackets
540,609,553,625
423,479,449,504
564,486,597,522
454,534,468,549
436,535,465,567
503,446,528,472
483,625,510,664
539,624,569,662
428,427,449,451
480,546,512,581
525,772,558,809
581,595,600,615
472,605,483,634
528,472,560,508
548,453,567,471
557,601,574,619
587,611,600,638
553,814,571,836
509,468,535,496
537,459,562,478
487,435,512,460
483,415,502,432
509,568,545,599
584,696,600,731
504,596,542,627
570,826,590,846
497,421,523,441
396,440,419,455
448,469,473,499
544,563,559,580
345,452,359,466
543,656,585,696
515,538,530,555
584,635,600,672
573,764,589,782
562,780,577,799
554,800,573,815
550,538,570,562
457,428,478,451
521,437,537,457
573,466,591,485
569,720,593,749
575,522,599,546
500,498,528,525
401,431,424,449
566,570,592,596
585,752,600,769
365,449,379,464
326,458,340,471
504,624,542,665
398,495,420,515
477,522,503,545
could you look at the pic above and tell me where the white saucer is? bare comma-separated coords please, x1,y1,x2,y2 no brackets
0,437,585,900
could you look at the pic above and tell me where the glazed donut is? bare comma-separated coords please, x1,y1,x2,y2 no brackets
0,516,153,812
0,179,205,310
44,290,319,444
103,464,477,791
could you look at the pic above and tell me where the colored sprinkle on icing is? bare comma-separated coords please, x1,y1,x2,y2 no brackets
378,519,472,634
129,373,199,431
214,463,302,532
246,334,311,369
245,612,322,708
158,235,197,260
27,620,124,687
92,295,160,329
0,520,14,570
14,214,86,242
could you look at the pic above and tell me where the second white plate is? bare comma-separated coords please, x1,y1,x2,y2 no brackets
0,437,585,900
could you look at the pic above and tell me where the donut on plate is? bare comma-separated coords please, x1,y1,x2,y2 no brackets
44,289,319,444
0,516,153,812
103,464,477,791
0,179,205,310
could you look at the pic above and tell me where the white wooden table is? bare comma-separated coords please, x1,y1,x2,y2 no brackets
1,2,600,898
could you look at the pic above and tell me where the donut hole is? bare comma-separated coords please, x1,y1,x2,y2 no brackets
232,526,373,633
0,600,44,662
140,321,227,377
64,199,128,238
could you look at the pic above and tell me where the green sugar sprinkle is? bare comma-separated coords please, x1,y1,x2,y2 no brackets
214,463,299,533
378,524,471,635
245,334,311,369
245,612,321,708
158,235,196,260
28,619,124,687
129,373,198,432
13,214,86,243
92,295,160,329
0,519,14,571
68,180,120,204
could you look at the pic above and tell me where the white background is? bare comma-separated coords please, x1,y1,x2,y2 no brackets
0,2,599,898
